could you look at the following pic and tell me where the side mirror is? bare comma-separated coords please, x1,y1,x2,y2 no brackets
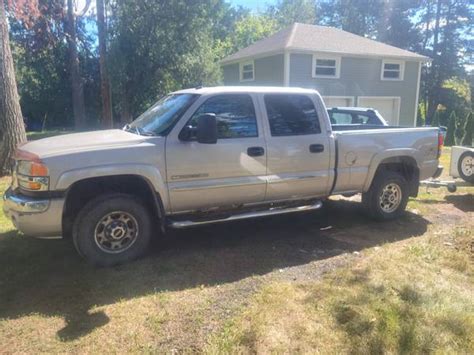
197,114,217,144
178,125,195,141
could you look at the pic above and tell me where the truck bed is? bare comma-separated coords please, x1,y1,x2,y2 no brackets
332,127,440,194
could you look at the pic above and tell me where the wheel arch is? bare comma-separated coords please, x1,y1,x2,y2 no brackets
62,174,165,239
364,152,420,197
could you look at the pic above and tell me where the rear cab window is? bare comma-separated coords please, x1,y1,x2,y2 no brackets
328,110,377,125
264,94,321,136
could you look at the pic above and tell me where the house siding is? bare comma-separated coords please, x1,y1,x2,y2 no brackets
289,53,419,126
222,54,284,86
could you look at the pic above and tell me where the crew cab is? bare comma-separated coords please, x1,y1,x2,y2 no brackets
3,87,442,266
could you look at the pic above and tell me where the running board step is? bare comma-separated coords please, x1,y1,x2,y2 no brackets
168,201,323,229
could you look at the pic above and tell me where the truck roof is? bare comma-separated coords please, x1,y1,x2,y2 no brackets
173,86,320,95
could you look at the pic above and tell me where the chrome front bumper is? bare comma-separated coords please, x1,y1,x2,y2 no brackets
2,188,64,238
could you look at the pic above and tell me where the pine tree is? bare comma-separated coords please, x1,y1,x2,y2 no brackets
444,111,457,146
461,112,473,147
416,105,425,126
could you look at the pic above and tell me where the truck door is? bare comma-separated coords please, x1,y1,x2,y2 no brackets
261,93,331,201
165,93,267,213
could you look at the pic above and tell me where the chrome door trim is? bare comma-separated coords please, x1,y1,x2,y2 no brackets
169,177,266,192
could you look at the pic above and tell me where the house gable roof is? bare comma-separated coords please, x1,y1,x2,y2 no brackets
221,23,429,64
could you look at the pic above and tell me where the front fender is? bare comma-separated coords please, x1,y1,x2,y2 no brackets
362,148,418,192
55,163,169,210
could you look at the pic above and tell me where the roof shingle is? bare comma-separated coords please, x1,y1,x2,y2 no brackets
221,23,428,64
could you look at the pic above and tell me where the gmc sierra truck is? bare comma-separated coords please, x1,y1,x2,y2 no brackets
3,87,443,266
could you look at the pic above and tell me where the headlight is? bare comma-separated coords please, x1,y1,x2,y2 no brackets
16,160,50,191
17,160,49,177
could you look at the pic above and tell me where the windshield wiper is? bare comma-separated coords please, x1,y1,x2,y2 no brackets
123,124,140,135
123,124,156,136
138,128,156,136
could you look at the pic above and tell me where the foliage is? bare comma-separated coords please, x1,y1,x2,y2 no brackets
416,105,425,127
461,112,473,147
441,78,471,118
444,111,457,146
431,109,441,127
215,14,278,59
5,0,473,131
108,0,242,121
266,0,316,28
318,0,383,36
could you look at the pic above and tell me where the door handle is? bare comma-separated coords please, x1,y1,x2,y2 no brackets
247,146,265,157
309,144,324,153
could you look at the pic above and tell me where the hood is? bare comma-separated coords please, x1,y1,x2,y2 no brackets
20,129,148,159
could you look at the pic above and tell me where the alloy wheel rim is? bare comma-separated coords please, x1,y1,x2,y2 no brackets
461,156,473,176
94,211,139,254
379,183,402,213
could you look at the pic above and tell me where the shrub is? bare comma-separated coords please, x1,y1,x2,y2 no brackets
431,110,441,127
444,111,457,146
416,105,425,127
461,112,473,147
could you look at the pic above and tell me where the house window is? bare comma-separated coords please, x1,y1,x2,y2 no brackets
312,55,340,78
239,61,254,82
381,60,404,80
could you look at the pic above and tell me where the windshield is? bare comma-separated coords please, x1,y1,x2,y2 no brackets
129,93,199,136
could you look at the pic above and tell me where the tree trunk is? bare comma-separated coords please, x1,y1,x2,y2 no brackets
66,0,86,130
427,0,442,122
97,0,113,128
0,0,26,175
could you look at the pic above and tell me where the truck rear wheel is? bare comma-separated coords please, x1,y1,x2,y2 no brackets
362,171,409,221
72,193,152,266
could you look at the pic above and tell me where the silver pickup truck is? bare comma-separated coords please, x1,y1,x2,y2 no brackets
3,87,442,266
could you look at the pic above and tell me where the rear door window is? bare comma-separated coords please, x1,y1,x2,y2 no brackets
264,94,321,136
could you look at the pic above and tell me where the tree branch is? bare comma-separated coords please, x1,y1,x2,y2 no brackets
75,0,92,17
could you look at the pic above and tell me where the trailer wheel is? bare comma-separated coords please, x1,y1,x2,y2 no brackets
457,151,474,184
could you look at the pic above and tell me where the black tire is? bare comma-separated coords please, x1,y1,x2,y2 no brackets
457,151,474,184
72,193,152,267
362,170,409,221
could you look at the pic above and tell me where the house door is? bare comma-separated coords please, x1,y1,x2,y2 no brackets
322,96,355,108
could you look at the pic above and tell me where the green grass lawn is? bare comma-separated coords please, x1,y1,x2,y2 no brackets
0,177,12,232
0,147,472,353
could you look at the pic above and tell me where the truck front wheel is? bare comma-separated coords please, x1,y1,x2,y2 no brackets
362,171,409,221
72,193,152,266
